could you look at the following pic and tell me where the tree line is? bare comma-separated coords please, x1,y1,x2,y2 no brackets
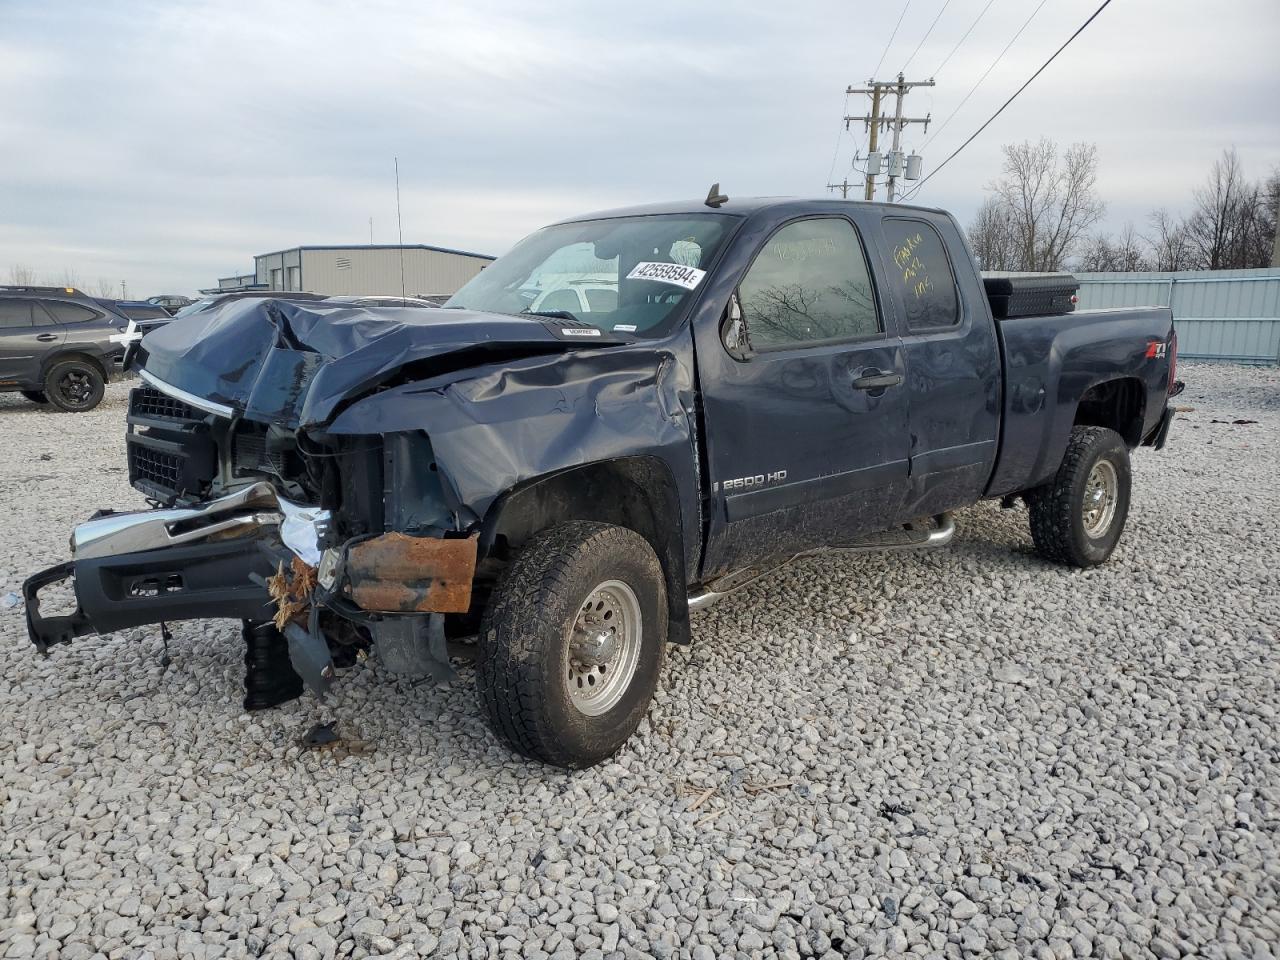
968,141,1279,274
6,264,125,298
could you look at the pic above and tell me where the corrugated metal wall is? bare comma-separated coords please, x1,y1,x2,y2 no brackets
1075,267,1280,365
301,248,490,297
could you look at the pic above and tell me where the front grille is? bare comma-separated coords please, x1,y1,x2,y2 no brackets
130,385,199,423
126,383,219,501
129,443,186,493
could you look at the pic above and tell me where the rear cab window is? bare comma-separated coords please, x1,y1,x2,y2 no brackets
738,217,881,351
882,218,960,331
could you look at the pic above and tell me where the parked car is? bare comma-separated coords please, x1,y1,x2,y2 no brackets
170,290,328,320
96,299,174,325
327,295,439,309
146,294,195,316
530,279,619,318
24,195,1179,767
0,286,136,411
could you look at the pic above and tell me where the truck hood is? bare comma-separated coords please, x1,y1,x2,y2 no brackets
135,298,628,427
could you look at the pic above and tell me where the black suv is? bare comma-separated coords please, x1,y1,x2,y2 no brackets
0,286,132,412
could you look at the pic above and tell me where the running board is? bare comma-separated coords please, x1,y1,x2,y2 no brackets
688,513,955,612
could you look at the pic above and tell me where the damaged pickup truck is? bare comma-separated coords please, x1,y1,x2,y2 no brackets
25,193,1179,768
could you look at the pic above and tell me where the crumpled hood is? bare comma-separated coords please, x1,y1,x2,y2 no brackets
136,298,625,427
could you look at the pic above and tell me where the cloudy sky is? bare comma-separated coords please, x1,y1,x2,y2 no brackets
2,0,1277,295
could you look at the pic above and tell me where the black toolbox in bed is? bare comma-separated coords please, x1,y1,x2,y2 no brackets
982,272,1080,320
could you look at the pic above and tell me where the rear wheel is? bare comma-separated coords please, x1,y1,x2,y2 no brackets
476,521,666,768
20,390,47,404
1027,425,1131,567
44,359,105,412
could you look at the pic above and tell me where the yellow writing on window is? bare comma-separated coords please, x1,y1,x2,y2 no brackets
893,231,933,299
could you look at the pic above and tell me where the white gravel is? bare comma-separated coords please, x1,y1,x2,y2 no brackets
1,363,1278,960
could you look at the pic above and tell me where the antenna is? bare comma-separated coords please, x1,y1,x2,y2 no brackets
704,182,729,208
369,217,373,245
395,157,406,303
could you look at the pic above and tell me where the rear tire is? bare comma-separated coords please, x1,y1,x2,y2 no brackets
476,521,666,768
1027,425,1131,568
20,390,47,404
44,360,105,412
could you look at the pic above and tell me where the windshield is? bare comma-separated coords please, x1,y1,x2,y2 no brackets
172,297,216,318
445,214,735,336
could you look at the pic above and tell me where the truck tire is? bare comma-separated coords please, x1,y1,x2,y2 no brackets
476,521,667,768
1027,425,1131,568
44,359,105,412
20,390,47,404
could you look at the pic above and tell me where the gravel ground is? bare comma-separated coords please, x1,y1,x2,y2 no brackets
1,363,1278,960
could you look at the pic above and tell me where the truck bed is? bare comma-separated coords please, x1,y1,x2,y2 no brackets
986,305,1176,498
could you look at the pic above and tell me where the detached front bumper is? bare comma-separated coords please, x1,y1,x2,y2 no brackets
23,482,480,656
24,483,285,653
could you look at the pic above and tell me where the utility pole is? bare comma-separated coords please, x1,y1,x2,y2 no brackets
845,73,934,202
826,178,855,199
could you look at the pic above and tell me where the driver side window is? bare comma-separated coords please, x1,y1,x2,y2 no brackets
739,218,880,351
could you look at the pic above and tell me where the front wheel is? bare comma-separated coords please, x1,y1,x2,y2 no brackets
1027,425,1131,568
476,521,666,768
44,360,105,412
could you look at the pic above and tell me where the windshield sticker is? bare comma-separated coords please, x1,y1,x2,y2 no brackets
612,324,637,332
627,261,706,290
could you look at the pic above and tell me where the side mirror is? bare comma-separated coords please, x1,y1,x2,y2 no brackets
720,292,751,361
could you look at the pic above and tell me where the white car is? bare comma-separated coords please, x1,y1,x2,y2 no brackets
530,280,618,316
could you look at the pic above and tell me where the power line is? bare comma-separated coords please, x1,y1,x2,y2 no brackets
901,0,954,73
899,0,1115,203
872,0,913,78
918,0,1050,153
933,0,999,77
826,90,853,185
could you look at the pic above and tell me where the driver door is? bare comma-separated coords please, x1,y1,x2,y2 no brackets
693,215,909,579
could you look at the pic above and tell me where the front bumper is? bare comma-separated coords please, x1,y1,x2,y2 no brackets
23,482,479,655
24,483,286,653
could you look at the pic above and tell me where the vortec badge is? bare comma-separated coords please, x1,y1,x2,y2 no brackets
626,261,707,290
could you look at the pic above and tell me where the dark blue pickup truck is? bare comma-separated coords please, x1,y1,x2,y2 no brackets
25,194,1178,767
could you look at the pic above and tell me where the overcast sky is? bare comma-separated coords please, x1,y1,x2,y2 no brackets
2,0,1277,295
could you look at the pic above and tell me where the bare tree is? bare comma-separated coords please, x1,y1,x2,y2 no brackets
989,139,1106,271
1144,208,1193,271
50,268,84,290
7,264,37,285
94,278,117,298
1075,223,1151,272
966,197,1019,271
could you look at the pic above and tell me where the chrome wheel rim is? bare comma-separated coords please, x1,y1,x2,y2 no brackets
566,579,642,717
1082,459,1119,538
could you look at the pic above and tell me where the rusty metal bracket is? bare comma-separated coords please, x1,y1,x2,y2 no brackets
345,533,478,614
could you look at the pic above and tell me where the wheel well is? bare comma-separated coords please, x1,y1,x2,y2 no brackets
43,351,108,383
1074,378,1145,447
478,458,692,644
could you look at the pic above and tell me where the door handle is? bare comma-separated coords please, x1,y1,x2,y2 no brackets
35,333,59,342
852,370,903,390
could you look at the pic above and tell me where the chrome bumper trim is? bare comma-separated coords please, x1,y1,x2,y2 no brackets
139,369,236,418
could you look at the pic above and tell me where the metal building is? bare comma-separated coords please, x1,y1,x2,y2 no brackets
250,244,494,299
1075,267,1280,366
